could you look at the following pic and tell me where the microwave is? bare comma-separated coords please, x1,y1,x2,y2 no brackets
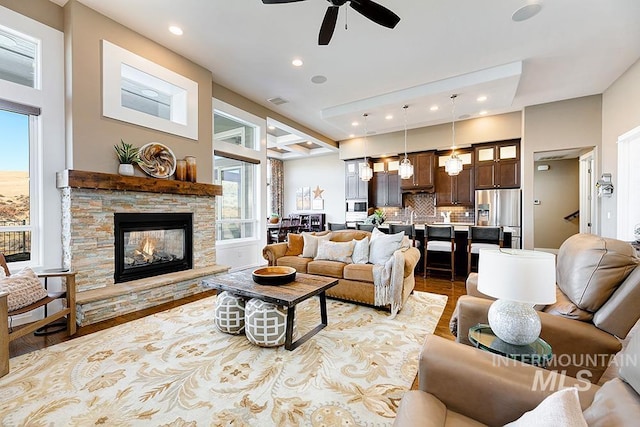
346,200,367,212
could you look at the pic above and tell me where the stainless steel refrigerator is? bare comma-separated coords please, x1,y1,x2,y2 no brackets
475,189,522,249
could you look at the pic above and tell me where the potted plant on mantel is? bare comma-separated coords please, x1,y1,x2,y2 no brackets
114,139,141,176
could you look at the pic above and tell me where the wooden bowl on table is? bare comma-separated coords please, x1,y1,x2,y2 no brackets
252,266,296,285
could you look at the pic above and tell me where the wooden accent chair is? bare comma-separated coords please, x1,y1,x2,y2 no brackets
0,254,76,377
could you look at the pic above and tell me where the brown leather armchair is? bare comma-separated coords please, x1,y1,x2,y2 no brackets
451,234,640,383
394,335,599,426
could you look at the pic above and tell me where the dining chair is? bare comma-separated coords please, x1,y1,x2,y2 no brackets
388,224,419,248
467,226,503,274
423,225,456,281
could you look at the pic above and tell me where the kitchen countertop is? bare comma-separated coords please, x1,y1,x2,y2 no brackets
378,222,514,233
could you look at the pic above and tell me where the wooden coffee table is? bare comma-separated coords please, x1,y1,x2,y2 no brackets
202,271,338,350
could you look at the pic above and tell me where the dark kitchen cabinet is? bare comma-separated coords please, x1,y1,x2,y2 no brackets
435,150,474,206
345,159,370,200
400,151,435,191
371,159,401,207
474,139,520,189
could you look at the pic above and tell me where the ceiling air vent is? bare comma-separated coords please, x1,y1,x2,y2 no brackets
267,97,289,106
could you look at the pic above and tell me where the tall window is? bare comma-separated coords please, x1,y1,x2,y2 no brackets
0,107,34,261
214,109,261,242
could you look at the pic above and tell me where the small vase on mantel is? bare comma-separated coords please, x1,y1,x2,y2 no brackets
118,163,135,176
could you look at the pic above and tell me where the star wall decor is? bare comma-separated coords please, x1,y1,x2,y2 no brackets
313,185,324,199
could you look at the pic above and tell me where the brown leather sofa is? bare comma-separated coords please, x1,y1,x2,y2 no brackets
452,233,640,383
394,332,640,426
262,230,421,310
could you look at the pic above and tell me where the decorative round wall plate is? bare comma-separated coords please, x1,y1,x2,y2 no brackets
138,142,177,179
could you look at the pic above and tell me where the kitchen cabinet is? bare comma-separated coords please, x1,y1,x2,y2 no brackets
474,139,520,189
400,151,435,191
435,150,474,206
345,158,370,200
371,159,401,207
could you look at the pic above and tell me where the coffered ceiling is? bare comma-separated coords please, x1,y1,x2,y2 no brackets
50,0,640,143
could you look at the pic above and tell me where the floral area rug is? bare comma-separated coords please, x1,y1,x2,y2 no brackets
0,291,447,426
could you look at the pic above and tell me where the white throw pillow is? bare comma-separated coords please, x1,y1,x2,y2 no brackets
315,239,355,263
0,267,48,312
368,228,405,265
300,232,331,258
504,387,587,427
352,237,370,264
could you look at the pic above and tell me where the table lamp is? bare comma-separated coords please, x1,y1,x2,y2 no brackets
477,248,556,345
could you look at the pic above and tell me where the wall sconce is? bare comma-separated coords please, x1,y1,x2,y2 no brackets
596,173,614,197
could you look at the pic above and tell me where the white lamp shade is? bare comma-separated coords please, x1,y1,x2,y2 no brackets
477,249,557,305
360,164,373,181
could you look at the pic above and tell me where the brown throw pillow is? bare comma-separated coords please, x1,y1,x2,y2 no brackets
285,234,304,256
0,267,48,312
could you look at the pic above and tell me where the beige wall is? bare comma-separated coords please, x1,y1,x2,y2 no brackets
522,95,602,248
213,84,337,148
64,1,214,182
534,159,580,249
340,112,522,160
602,59,640,238
0,0,62,31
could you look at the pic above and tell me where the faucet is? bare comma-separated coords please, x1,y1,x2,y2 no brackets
410,210,417,225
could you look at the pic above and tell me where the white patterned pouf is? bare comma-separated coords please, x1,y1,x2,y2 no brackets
244,298,290,347
214,291,246,335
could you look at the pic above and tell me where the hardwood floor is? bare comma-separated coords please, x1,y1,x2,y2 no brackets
8,274,466,358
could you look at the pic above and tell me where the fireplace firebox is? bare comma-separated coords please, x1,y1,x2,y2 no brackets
114,213,193,283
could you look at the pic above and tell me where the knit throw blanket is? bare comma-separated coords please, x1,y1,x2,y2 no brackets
373,240,410,318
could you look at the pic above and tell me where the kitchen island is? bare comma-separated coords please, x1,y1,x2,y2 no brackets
376,222,513,277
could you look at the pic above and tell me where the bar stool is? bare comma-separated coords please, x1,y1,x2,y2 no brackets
423,225,456,281
356,223,376,232
389,224,419,248
328,223,347,231
467,226,503,274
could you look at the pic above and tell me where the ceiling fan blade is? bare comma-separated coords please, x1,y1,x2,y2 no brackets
319,6,339,45
261,0,306,4
349,0,400,29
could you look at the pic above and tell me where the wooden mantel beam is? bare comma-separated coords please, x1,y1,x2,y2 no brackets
56,169,222,197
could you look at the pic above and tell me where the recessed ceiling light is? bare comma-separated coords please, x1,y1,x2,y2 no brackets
292,58,303,67
307,141,313,145
268,125,276,130
512,3,542,22
479,110,488,115
351,121,359,127
169,26,183,36
385,115,393,120
477,95,487,102
311,75,327,84
349,134,355,138
430,105,439,111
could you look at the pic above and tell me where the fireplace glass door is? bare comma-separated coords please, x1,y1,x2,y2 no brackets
114,212,192,282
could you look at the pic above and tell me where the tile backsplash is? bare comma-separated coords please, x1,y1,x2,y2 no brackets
377,193,475,224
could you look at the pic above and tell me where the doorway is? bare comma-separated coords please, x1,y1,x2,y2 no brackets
533,147,596,251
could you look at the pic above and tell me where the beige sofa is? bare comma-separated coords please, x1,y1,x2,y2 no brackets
452,233,640,383
262,230,421,311
394,332,640,426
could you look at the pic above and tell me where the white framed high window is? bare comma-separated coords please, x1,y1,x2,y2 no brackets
213,101,264,244
0,7,65,269
617,125,640,241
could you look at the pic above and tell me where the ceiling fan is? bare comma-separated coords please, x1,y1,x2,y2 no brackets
262,0,401,45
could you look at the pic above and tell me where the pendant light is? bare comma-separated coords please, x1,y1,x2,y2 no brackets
360,113,373,182
398,104,414,180
445,94,463,176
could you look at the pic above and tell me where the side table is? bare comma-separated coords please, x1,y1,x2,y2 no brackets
468,324,553,367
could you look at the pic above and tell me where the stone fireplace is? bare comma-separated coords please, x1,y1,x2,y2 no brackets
57,170,228,326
